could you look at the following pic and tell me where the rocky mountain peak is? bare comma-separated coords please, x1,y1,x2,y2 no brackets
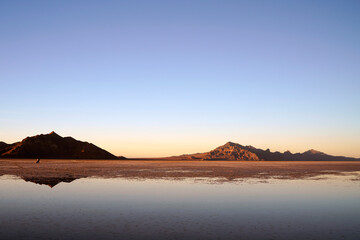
304,149,324,155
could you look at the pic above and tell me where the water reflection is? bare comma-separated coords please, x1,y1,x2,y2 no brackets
21,176,77,188
0,174,360,240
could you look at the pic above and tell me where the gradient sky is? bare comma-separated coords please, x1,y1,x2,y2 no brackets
1,0,360,157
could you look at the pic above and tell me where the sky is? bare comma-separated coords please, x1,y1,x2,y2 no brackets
1,0,360,158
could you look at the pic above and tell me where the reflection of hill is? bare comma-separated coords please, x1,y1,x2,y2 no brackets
21,176,78,188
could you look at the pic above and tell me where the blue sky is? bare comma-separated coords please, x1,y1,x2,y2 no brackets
1,0,360,157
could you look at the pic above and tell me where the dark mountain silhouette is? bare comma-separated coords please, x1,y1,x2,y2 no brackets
174,142,360,161
0,131,119,159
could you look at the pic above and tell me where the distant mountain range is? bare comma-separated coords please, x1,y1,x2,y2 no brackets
171,141,360,161
0,133,359,161
0,132,120,159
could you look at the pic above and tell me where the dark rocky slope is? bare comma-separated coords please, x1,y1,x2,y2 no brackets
0,141,10,151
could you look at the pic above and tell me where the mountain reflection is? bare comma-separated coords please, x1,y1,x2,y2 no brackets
21,176,77,188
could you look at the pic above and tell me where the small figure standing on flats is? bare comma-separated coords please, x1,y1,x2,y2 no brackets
36,158,40,163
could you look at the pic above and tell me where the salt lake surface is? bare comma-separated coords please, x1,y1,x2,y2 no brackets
1,173,360,240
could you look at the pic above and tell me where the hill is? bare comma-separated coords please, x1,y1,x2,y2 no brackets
0,132,119,159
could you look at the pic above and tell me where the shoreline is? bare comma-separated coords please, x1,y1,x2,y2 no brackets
1,158,360,161
1,160,360,187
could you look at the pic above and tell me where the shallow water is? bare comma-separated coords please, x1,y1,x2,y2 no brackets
1,173,360,240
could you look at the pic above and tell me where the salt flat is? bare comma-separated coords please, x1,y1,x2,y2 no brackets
1,160,360,185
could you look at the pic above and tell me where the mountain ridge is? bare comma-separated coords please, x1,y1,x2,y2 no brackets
171,141,360,161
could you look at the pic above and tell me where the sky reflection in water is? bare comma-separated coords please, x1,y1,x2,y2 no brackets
1,174,360,240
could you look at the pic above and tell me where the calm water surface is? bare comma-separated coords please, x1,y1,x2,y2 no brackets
1,174,360,240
